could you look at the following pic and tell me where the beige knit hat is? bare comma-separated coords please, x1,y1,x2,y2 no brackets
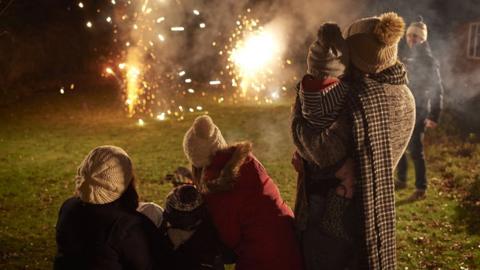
345,12,405,74
406,17,428,42
183,115,227,168
75,145,133,204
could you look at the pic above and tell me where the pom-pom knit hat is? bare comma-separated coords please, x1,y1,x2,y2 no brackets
183,115,227,168
345,12,406,74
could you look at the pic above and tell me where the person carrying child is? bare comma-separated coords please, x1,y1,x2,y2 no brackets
291,13,415,269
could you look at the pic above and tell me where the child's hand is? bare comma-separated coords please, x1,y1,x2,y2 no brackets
334,158,356,198
164,167,194,186
291,151,304,174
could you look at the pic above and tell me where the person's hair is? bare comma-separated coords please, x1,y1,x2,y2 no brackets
117,173,139,211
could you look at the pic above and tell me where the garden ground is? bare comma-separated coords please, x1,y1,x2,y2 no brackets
0,91,479,269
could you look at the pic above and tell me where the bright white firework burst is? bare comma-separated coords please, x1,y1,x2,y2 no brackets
225,13,288,103
230,28,281,95
81,2,291,120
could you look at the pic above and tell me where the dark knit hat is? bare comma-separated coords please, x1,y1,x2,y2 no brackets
164,185,206,229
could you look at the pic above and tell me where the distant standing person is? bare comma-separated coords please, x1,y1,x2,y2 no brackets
396,16,444,200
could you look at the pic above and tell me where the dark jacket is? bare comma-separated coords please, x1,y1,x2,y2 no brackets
402,42,444,123
54,197,168,270
159,220,228,270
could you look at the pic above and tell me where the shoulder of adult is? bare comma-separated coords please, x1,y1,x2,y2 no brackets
57,197,83,216
107,209,157,241
56,197,82,234
108,211,159,255
110,210,167,269
226,141,254,172
201,141,253,193
419,42,439,67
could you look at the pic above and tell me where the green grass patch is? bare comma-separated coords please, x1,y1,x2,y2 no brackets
0,92,479,269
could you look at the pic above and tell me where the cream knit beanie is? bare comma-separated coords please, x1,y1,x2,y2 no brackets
183,115,227,168
345,12,405,74
406,17,428,42
75,145,133,204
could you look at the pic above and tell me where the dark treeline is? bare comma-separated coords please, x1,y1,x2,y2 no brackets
0,0,114,103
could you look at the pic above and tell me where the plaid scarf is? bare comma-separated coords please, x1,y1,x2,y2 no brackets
347,63,407,269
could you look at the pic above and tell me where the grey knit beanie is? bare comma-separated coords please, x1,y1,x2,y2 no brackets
75,145,133,204
307,22,349,78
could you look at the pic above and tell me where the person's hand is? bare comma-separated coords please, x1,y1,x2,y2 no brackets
425,118,438,129
334,158,356,198
291,151,304,174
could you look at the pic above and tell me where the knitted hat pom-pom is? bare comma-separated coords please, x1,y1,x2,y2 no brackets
373,12,405,46
193,115,215,139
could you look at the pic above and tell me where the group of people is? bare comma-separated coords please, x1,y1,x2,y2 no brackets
55,122,303,270
54,11,443,270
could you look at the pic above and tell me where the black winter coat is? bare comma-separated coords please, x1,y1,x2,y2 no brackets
158,220,233,270
54,197,169,270
401,42,444,123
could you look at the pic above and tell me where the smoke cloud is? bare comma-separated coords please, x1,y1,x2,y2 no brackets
110,0,478,126
122,0,368,85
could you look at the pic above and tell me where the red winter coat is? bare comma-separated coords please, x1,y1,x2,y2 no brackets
195,142,303,270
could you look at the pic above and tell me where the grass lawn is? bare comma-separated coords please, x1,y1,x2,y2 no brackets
0,91,479,269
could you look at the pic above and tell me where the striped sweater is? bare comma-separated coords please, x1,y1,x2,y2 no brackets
295,75,353,169
299,77,349,129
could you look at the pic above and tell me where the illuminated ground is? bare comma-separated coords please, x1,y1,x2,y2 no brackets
0,92,479,269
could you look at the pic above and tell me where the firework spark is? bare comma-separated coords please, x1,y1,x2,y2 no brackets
78,1,291,121
225,14,287,100
125,64,142,116
170,26,185,32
